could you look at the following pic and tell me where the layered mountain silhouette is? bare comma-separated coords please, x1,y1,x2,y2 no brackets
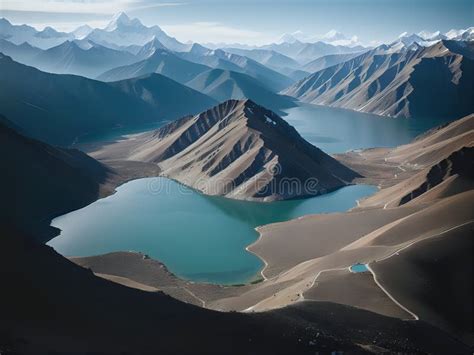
0,18,73,49
179,45,296,90
221,47,310,80
186,68,295,114
262,40,365,64
93,100,360,201
284,40,474,119
31,40,139,78
97,48,211,84
303,52,365,73
0,54,216,145
224,48,301,72
108,73,217,113
0,38,41,63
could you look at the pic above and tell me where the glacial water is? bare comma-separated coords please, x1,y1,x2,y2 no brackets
350,263,369,273
283,104,451,154
49,104,447,285
49,179,377,285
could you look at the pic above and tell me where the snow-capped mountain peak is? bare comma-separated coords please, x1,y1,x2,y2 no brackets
417,30,442,41
277,29,361,47
73,25,93,40
322,30,347,42
35,26,67,39
105,12,144,32
277,31,304,44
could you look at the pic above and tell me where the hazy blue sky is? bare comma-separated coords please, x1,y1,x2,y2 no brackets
1,0,473,45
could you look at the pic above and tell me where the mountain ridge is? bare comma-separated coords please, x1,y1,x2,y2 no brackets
90,99,360,201
284,40,474,119
0,54,216,145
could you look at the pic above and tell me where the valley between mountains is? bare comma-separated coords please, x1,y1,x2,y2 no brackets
1,10,473,354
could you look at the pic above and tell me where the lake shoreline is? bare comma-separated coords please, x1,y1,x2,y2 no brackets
49,175,377,285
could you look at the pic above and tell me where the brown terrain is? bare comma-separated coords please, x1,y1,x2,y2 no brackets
2,114,470,353
89,99,360,201
72,114,473,349
284,40,474,119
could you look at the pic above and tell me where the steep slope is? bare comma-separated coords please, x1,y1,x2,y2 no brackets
348,114,474,208
0,55,216,145
186,69,295,114
303,52,365,73
31,40,139,78
108,73,217,117
97,48,211,84
223,47,301,71
134,37,167,60
91,100,360,201
284,41,474,119
0,118,110,241
72,24,93,39
397,146,474,205
177,45,295,91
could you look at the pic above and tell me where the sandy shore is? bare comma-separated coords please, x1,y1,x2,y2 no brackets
66,114,473,347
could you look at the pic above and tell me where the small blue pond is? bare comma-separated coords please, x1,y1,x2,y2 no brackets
350,263,369,273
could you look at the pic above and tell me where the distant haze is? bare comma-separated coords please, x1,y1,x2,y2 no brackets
1,0,473,45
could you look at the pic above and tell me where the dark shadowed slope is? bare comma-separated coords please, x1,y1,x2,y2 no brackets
0,54,216,145
0,118,110,242
372,222,473,345
1,225,467,354
91,99,359,201
186,68,295,114
285,40,474,119
108,73,217,117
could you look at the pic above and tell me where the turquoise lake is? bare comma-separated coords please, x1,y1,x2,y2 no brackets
350,263,369,273
49,104,449,285
49,179,377,285
284,104,450,153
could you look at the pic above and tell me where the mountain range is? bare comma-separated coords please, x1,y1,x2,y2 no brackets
31,40,138,78
90,99,360,201
186,69,296,114
0,54,216,145
284,40,474,119
85,12,188,52
173,44,295,91
97,48,211,84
